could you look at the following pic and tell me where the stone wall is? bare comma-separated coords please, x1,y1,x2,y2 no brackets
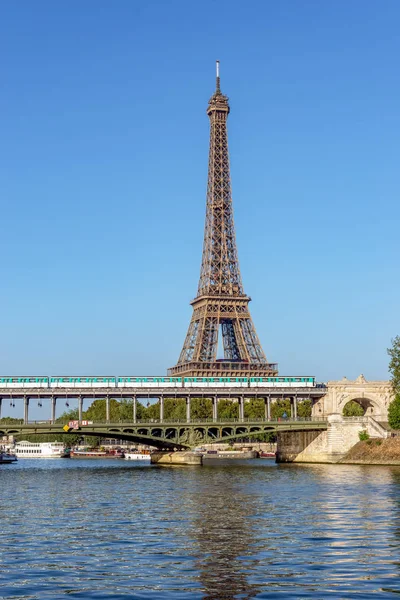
277,415,388,464
276,429,329,463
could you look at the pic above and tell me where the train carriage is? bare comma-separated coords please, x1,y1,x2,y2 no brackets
0,377,49,389
117,377,182,388
183,377,248,388
49,377,116,389
249,377,315,388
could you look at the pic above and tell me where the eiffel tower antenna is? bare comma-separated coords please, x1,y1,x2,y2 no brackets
169,62,277,378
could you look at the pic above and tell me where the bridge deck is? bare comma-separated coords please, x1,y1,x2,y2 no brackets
0,418,328,450
0,386,326,399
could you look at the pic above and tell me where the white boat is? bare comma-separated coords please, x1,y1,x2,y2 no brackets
124,451,151,461
0,451,17,464
14,441,70,458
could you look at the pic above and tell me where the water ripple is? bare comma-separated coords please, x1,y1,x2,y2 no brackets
1,460,400,598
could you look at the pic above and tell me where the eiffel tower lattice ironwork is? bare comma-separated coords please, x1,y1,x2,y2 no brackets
168,62,278,378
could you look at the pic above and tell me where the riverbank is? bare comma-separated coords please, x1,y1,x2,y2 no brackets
340,438,400,465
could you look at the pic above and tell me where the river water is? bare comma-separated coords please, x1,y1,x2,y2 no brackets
1,459,400,599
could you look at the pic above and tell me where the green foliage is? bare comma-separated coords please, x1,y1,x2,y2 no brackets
271,399,291,419
244,398,264,419
145,401,160,420
84,399,121,422
56,408,79,423
119,399,135,421
388,394,400,430
343,401,365,417
218,399,239,419
358,430,370,441
297,400,312,418
164,398,186,420
0,417,23,424
191,398,213,419
388,336,400,395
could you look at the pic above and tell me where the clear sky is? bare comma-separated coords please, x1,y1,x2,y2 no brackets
1,1,399,418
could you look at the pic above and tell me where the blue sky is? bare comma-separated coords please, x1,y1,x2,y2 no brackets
1,1,399,417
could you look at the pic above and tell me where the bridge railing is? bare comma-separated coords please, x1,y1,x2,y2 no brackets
18,416,329,426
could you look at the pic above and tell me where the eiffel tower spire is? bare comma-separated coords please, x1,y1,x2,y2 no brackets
169,62,277,378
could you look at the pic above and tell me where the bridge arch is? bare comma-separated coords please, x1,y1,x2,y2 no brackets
340,395,382,416
338,393,383,418
314,375,393,421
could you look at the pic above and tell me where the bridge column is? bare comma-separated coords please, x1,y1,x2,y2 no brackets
186,397,191,423
239,396,244,422
0,398,2,420
133,396,137,423
293,396,298,420
51,397,56,423
106,396,110,423
24,396,29,424
160,395,164,423
78,396,83,422
213,396,218,422
265,396,271,421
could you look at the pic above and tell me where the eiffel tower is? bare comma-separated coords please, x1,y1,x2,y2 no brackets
169,62,277,378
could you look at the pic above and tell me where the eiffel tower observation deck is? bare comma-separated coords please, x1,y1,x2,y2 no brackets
169,62,278,378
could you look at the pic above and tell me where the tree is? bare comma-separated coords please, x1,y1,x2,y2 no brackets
244,398,264,419
164,398,186,420
56,408,79,423
342,401,365,417
387,337,400,429
84,399,121,422
388,394,400,430
191,398,213,420
388,336,400,395
271,399,292,419
297,400,312,418
119,399,134,421
218,399,239,419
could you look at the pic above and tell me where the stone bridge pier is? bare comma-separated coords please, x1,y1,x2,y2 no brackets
276,414,389,463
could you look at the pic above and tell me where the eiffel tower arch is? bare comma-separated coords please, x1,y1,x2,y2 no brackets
169,62,277,379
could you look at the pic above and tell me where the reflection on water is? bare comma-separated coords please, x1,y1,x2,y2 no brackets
1,459,400,598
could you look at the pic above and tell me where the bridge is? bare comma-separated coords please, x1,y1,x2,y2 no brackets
0,385,327,424
0,417,328,450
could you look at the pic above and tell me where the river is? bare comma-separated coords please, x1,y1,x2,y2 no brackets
1,459,400,599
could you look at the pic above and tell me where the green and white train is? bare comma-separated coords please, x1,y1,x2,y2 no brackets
0,376,317,389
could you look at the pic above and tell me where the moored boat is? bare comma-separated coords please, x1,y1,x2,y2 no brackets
0,451,17,464
195,448,258,459
14,441,70,458
70,448,125,458
124,451,151,461
259,451,276,458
